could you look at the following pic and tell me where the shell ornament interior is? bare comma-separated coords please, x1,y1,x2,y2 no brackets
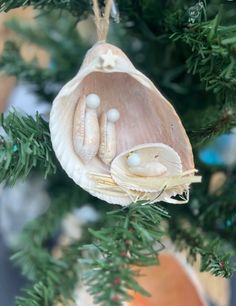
49,42,201,206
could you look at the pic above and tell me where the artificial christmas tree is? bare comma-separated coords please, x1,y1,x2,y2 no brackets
0,1,235,305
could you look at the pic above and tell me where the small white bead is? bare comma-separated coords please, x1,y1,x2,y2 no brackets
86,94,100,109
107,108,120,122
127,153,141,167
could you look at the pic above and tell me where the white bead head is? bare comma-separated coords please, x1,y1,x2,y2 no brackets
127,153,141,167
107,108,120,123
86,94,101,109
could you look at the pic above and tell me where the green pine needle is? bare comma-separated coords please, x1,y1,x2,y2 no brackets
79,204,169,306
0,111,56,185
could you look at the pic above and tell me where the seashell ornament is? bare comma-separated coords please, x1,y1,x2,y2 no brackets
49,0,201,206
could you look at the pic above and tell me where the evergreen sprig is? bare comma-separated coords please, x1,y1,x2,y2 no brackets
169,219,235,278
13,188,90,306
168,7,236,146
171,15,236,100
0,111,56,185
15,241,81,306
80,204,169,306
13,198,170,306
0,0,90,18
198,179,236,244
189,104,236,146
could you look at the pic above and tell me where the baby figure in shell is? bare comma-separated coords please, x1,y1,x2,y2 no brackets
50,44,201,206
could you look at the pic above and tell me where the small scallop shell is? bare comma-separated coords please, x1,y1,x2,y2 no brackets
110,143,201,203
50,42,201,206
111,143,182,192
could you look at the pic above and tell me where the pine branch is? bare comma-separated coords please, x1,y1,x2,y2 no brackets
171,14,236,100
80,204,169,306
15,242,80,306
168,219,235,278
13,196,169,306
0,0,90,18
168,5,236,144
189,104,236,146
197,179,236,243
13,188,90,306
0,111,56,185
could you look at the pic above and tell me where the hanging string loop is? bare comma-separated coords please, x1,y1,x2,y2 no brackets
92,0,113,41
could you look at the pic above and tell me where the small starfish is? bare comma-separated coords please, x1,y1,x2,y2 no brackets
99,49,118,69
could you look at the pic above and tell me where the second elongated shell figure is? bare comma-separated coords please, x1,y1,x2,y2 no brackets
50,43,201,206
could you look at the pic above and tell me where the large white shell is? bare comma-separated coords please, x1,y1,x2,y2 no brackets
50,42,200,206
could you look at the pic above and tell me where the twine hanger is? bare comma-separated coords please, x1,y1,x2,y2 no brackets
92,0,113,41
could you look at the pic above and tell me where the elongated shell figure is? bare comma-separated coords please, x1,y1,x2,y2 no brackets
50,42,201,206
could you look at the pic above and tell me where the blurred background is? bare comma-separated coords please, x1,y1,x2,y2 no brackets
0,3,236,306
